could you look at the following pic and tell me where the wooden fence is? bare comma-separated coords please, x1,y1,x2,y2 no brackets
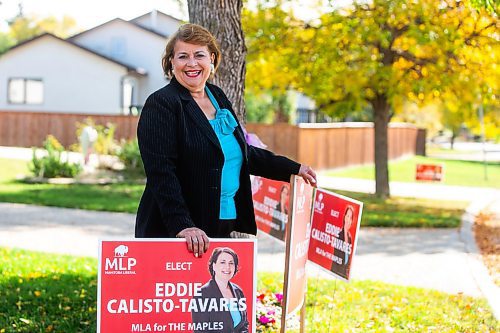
0,111,138,148
0,111,425,170
246,122,425,170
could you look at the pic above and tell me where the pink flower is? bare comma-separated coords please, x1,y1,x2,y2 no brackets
259,315,272,324
275,293,283,302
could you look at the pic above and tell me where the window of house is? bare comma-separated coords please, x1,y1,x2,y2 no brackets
8,78,44,104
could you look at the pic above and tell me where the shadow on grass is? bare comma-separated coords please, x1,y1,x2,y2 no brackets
0,273,97,333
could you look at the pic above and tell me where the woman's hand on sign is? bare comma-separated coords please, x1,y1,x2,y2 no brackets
177,227,210,258
298,164,317,187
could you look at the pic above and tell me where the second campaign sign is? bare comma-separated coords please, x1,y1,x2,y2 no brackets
251,176,290,242
308,189,363,281
98,239,257,333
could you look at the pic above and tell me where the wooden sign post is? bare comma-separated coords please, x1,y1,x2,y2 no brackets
280,176,315,333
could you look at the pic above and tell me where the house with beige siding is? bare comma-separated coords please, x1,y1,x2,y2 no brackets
0,10,181,115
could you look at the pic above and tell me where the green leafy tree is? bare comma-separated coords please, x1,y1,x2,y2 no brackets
289,0,498,197
8,14,78,44
0,32,14,55
245,90,294,123
243,4,302,123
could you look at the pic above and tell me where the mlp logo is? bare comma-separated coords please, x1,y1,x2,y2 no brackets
296,182,306,213
104,244,137,275
251,176,263,195
314,193,324,214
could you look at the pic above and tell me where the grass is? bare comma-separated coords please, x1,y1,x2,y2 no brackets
0,158,466,227
0,182,143,213
0,159,30,183
0,158,143,214
326,156,500,188
0,248,97,333
259,272,499,333
0,248,497,333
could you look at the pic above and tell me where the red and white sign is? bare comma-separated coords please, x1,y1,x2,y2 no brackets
251,176,290,241
98,239,257,333
308,189,363,281
415,163,444,182
282,176,315,319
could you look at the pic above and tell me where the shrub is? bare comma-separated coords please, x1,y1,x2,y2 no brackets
29,135,82,178
118,139,145,177
75,118,119,155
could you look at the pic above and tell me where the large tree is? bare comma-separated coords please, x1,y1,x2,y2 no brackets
291,0,497,197
243,0,498,197
187,0,247,122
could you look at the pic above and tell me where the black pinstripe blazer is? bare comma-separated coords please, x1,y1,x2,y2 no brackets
135,77,300,238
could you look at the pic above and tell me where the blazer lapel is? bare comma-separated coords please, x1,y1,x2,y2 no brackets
170,78,221,150
183,99,222,149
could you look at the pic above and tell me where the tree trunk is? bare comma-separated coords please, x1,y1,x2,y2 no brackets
372,95,391,198
187,0,247,123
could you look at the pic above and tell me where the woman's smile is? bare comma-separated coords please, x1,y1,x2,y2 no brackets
184,70,202,77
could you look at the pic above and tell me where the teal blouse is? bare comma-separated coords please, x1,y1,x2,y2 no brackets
206,87,243,220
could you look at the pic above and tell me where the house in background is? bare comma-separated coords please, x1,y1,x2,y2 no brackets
0,10,181,115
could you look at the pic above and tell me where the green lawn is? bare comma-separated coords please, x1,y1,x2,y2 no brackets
0,182,143,213
0,158,143,214
326,156,500,188
0,158,466,227
259,272,499,333
0,159,30,183
0,248,497,333
0,248,97,333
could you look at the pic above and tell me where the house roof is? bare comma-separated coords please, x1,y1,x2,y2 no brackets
3,33,147,76
68,17,168,40
129,10,183,25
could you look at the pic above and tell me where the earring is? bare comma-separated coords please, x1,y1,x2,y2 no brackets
210,63,215,75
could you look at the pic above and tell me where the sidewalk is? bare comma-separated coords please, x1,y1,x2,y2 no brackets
0,200,494,299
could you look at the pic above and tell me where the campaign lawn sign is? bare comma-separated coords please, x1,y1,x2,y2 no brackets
308,188,363,281
98,239,257,333
281,176,315,332
251,176,290,241
415,163,444,182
